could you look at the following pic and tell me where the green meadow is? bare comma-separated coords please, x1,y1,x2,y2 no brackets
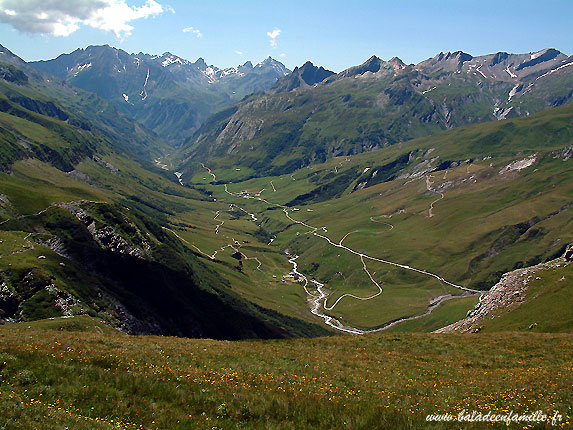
0,318,571,429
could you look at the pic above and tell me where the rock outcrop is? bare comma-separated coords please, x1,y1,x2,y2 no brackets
436,258,568,333
58,202,146,258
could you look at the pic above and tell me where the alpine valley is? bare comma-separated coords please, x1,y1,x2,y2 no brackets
0,41,571,429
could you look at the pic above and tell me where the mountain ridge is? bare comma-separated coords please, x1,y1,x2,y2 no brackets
29,45,291,145
179,47,573,177
270,61,335,92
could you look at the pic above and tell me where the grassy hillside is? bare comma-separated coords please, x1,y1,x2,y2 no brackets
0,321,570,429
390,257,573,334
173,105,572,334
479,262,573,333
0,61,328,339
0,49,571,339
0,157,328,338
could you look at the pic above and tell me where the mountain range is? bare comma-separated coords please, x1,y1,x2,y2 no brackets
0,42,571,339
0,43,324,338
22,44,573,176
180,47,573,177
30,45,290,144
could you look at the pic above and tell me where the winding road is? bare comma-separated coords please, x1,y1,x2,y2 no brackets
194,164,482,334
426,174,444,218
201,163,217,181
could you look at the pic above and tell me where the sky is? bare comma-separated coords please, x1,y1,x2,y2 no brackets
0,0,572,72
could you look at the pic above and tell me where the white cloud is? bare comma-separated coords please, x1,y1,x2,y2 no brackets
0,0,165,37
266,28,281,48
182,26,202,38
280,53,286,58
234,50,243,55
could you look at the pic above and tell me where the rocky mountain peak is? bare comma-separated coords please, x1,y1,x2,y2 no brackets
297,61,317,74
389,57,407,70
270,61,333,93
489,52,510,67
363,55,383,71
254,57,290,76
417,50,473,73
194,57,208,70
301,62,334,84
438,51,473,65
257,56,275,66
337,55,383,79
516,48,563,71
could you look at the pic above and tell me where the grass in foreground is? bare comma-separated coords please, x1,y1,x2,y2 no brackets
0,318,571,429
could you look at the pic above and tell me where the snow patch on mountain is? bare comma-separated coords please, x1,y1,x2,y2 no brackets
508,84,520,101
159,53,191,68
256,58,289,76
535,61,573,81
505,66,517,78
140,68,149,101
162,57,180,67
72,62,92,77
476,65,487,79
203,66,217,83
219,67,245,78
494,106,514,120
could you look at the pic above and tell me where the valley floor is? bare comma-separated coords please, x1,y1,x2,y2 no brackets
0,318,571,429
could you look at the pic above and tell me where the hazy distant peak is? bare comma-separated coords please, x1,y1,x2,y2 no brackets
194,57,208,69
271,61,334,92
336,54,410,79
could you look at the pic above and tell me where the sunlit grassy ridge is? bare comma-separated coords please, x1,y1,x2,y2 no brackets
0,319,571,429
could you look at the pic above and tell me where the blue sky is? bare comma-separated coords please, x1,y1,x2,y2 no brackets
1,0,572,72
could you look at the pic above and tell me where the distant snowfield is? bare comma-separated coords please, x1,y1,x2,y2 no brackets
72,62,91,77
476,65,487,79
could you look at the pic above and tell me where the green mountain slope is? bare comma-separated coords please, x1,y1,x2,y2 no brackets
178,105,572,333
0,44,167,160
435,257,572,334
0,58,328,339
